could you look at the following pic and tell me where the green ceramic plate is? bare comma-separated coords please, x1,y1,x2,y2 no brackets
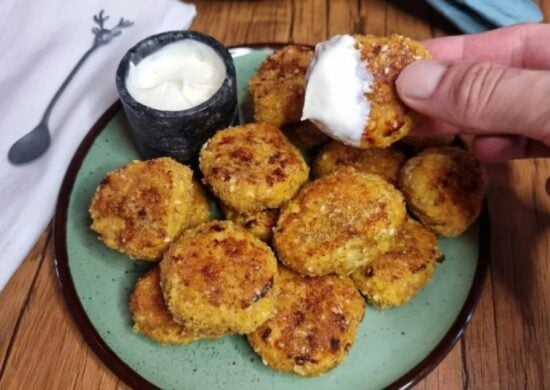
54,45,489,390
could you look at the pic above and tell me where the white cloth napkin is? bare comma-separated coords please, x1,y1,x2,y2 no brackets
0,0,196,291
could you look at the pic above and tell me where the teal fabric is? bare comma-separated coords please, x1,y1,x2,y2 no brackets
425,0,543,33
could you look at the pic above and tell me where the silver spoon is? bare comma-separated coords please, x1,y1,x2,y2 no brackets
8,10,133,165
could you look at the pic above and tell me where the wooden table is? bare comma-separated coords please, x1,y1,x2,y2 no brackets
1,1,549,388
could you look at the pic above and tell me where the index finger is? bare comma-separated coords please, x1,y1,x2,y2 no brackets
423,23,550,69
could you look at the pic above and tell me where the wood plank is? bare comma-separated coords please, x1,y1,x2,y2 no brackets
0,238,126,389
359,0,387,36
327,0,358,36
0,227,50,370
484,159,550,389
385,0,432,39
462,268,500,389
193,0,292,45
290,0,328,44
417,343,464,390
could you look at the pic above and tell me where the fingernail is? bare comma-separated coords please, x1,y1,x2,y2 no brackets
396,60,448,99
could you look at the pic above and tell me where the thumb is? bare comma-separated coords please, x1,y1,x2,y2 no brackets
396,60,550,145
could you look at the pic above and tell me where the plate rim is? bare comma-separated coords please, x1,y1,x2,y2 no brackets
53,43,490,390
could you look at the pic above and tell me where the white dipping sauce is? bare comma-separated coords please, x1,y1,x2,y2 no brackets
302,35,373,146
126,40,226,111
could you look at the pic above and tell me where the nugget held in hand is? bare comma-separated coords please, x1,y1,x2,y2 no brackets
247,267,365,377
199,123,309,212
249,45,313,126
399,147,484,237
160,221,279,337
351,218,443,308
302,34,430,148
313,141,405,184
89,157,194,260
130,267,201,344
274,167,406,276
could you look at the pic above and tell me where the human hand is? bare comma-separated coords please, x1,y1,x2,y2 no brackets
396,23,550,162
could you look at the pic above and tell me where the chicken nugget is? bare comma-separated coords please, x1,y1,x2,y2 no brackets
247,267,365,376
199,123,309,212
398,147,484,237
313,141,405,184
129,267,200,344
248,45,313,126
351,218,443,308
281,120,329,150
221,204,278,242
160,221,279,336
185,179,211,229
89,157,194,260
274,167,406,276
303,34,430,148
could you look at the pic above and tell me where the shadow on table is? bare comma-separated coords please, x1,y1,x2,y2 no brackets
483,161,550,325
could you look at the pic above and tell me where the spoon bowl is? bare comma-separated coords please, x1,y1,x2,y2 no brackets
8,122,51,165
6,10,132,166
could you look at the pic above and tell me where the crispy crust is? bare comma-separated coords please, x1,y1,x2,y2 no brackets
281,120,329,150
398,147,484,237
185,179,211,229
351,218,443,308
89,157,194,260
355,34,431,148
313,141,406,184
248,45,313,126
247,267,365,376
159,221,279,336
129,267,201,344
221,204,279,242
199,123,309,212
274,167,406,276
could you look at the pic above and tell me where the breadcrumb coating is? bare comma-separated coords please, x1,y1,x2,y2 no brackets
248,45,313,126
247,267,365,376
274,167,406,276
398,147,484,237
89,157,194,260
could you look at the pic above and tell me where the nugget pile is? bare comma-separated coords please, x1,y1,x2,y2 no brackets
89,37,484,378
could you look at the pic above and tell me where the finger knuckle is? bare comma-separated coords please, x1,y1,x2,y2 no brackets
450,62,505,127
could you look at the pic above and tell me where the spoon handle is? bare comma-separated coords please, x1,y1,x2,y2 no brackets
41,45,98,123
41,10,133,124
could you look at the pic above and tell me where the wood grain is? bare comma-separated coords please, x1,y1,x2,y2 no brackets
1,0,550,389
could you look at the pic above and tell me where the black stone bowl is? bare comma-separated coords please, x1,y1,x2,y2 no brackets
116,30,238,163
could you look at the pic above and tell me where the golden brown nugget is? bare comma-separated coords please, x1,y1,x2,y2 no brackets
356,34,431,147
398,147,484,237
281,120,329,150
351,218,443,308
221,204,278,242
247,267,365,377
302,35,430,148
160,221,279,336
89,157,194,261
185,179,211,229
313,141,406,184
129,267,200,344
199,123,309,212
248,45,313,126
274,167,406,276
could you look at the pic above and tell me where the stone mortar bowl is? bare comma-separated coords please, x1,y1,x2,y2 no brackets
116,30,238,163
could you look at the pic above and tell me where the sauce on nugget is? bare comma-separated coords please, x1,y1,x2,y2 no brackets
303,34,431,148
